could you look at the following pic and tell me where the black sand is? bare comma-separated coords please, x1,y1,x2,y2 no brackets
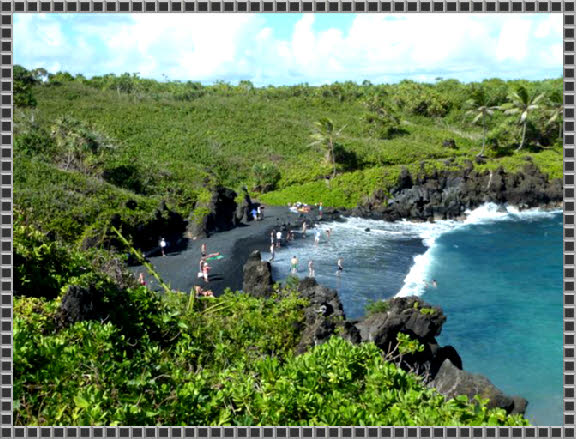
134,206,313,295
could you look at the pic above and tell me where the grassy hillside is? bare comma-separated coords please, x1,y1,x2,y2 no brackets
15,74,562,235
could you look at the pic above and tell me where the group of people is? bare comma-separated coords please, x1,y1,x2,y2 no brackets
250,205,265,221
289,255,343,278
267,213,343,279
198,243,220,283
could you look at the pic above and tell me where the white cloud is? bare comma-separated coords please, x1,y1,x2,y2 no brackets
14,13,562,85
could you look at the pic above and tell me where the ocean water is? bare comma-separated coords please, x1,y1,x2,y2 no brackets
264,204,562,426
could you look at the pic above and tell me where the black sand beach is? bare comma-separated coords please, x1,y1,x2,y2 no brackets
133,205,314,295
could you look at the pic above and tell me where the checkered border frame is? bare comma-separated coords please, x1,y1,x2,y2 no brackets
0,0,574,437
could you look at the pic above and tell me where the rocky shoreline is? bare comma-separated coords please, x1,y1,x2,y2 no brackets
243,250,528,415
319,160,562,223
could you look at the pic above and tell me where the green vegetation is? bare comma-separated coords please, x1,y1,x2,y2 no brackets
13,66,561,425
15,69,562,242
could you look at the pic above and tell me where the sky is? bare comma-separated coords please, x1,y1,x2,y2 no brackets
14,13,563,86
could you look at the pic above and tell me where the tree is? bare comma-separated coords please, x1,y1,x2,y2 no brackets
500,86,545,151
13,65,38,108
363,92,402,140
464,86,497,157
309,118,346,179
545,91,563,141
50,116,115,174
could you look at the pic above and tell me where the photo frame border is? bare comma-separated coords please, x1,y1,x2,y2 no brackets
1,0,574,436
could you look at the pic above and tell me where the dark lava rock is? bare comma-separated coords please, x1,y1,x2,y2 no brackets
188,186,239,239
430,359,528,415
355,297,446,348
295,278,360,353
442,139,457,149
242,250,274,298
354,163,561,222
57,285,105,327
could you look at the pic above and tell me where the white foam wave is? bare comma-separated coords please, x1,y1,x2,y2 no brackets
395,202,561,298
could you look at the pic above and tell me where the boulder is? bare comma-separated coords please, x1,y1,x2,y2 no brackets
242,250,274,298
295,278,360,353
355,296,446,350
57,285,105,327
430,359,528,415
188,186,238,238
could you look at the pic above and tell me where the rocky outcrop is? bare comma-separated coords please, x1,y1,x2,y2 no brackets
354,296,527,415
236,187,255,224
57,285,106,327
355,297,454,379
347,162,562,222
80,200,187,254
430,359,527,414
242,250,274,298
187,187,238,239
294,278,361,353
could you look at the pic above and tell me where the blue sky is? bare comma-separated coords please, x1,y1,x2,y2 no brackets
15,13,562,86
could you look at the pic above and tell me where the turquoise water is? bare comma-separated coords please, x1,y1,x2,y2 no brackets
422,210,563,426
266,204,562,426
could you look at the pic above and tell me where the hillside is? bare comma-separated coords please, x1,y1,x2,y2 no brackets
15,72,563,243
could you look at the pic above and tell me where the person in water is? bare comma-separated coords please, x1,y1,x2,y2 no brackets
308,260,315,278
314,229,321,245
302,221,307,238
276,230,283,248
326,228,332,240
336,257,343,276
160,237,167,256
138,272,146,286
269,244,275,262
290,256,299,275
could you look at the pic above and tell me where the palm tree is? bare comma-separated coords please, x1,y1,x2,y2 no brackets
464,88,498,157
500,86,545,152
546,98,563,141
309,118,346,179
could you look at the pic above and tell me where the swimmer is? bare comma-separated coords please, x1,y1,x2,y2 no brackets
336,258,343,276
269,244,275,262
308,260,315,278
290,255,299,275
314,229,321,245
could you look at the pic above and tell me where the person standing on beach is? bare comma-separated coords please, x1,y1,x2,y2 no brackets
308,260,315,278
160,237,167,256
290,256,299,275
201,261,210,283
336,258,344,276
